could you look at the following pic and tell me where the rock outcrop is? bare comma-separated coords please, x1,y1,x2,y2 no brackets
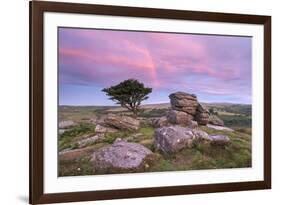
168,92,210,126
103,114,140,131
154,126,209,153
169,92,198,115
91,139,154,173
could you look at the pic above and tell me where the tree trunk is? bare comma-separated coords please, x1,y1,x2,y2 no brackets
132,107,138,118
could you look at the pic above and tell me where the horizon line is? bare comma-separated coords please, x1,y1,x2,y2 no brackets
59,101,252,107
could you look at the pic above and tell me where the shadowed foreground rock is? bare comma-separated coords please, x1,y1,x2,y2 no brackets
154,126,209,153
195,104,210,125
91,139,154,173
103,114,140,131
166,109,198,128
206,124,234,132
166,110,193,125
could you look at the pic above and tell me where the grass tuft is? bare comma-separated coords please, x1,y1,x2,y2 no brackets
59,123,96,151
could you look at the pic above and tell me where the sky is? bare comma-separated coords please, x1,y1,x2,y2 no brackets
58,27,252,106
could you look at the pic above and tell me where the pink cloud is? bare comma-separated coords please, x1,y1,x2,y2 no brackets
59,28,252,104
59,46,160,87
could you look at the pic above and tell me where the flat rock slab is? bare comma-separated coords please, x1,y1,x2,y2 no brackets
59,147,95,161
59,120,76,129
207,124,234,132
104,114,140,131
78,135,104,148
95,124,118,134
92,140,153,173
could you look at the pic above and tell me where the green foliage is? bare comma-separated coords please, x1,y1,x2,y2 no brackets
102,134,117,144
102,79,152,116
58,102,253,176
138,126,154,138
148,157,175,171
60,124,94,138
224,104,252,116
59,124,252,175
219,114,252,128
59,123,96,151
103,130,133,144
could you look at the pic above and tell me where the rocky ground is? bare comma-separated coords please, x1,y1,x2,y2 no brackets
58,92,252,176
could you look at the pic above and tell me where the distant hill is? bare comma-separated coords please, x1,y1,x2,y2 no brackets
201,102,251,116
60,102,251,116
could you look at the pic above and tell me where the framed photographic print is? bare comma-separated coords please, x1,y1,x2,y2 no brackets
30,0,271,204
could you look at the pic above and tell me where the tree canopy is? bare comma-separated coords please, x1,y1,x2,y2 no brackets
102,79,152,116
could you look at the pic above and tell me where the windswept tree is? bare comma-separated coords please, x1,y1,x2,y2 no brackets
102,79,152,117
